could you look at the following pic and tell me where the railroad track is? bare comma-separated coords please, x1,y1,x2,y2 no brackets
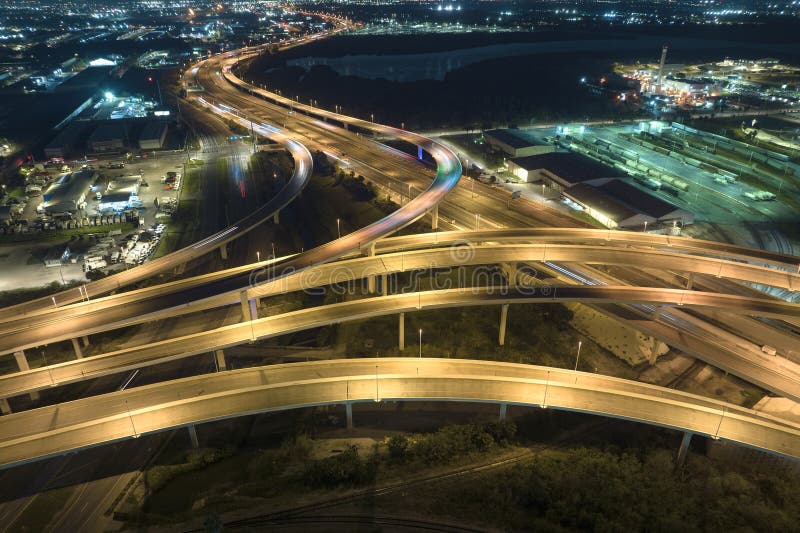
226,514,487,532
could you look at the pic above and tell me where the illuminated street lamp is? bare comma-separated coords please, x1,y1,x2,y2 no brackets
574,341,583,372
336,218,341,239
256,251,260,262
419,328,423,358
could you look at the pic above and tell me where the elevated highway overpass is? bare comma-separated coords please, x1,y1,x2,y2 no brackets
1,358,798,470
1,232,797,358
2,285,799,404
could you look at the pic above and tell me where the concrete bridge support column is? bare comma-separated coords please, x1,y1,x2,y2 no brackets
345,402,354,430
500,262,519,287
188,425,200,449
380,273,388,295
399,313,405,351
240,290,252,322
214,349,227,371
13,351,39,401
676,431,693,468
273,210,280,224
499,403,508,422
366,243,377,294
81,336,90,347
71,338,83,359
499,304,509,346
13,351,29,372
219,243,228,260
431,205,439,230
0,398,11,415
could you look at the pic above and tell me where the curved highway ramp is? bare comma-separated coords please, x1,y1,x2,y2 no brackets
0,358,798,470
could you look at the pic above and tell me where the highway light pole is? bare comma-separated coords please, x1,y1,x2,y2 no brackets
337,218,341,239
419,328,423,358
475,213,481,229
256,251,260,262
574,341,583,372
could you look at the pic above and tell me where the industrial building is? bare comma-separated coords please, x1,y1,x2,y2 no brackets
508,152,620,186
138,121,168,150
88,123,126,153
98,176,141,212
563,179,694,229
484,129,554,158
39,169,96,214
44,122,89,160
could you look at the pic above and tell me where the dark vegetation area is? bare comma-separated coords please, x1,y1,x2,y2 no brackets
243,30,800,131
130,406,800,532
416,443,800,532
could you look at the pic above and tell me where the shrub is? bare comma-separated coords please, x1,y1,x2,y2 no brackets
303,444,378,488
387,434,410,461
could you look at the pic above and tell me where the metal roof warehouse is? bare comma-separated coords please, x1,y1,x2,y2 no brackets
564,179,694,229
40,169,96,214
508,152,620,186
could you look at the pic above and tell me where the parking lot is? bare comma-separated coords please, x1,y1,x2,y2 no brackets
0,150,191,288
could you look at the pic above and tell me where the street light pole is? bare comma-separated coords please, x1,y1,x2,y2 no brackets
336,218,341,239
256,251,260,262
574,341,583,372
419,328,422,358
